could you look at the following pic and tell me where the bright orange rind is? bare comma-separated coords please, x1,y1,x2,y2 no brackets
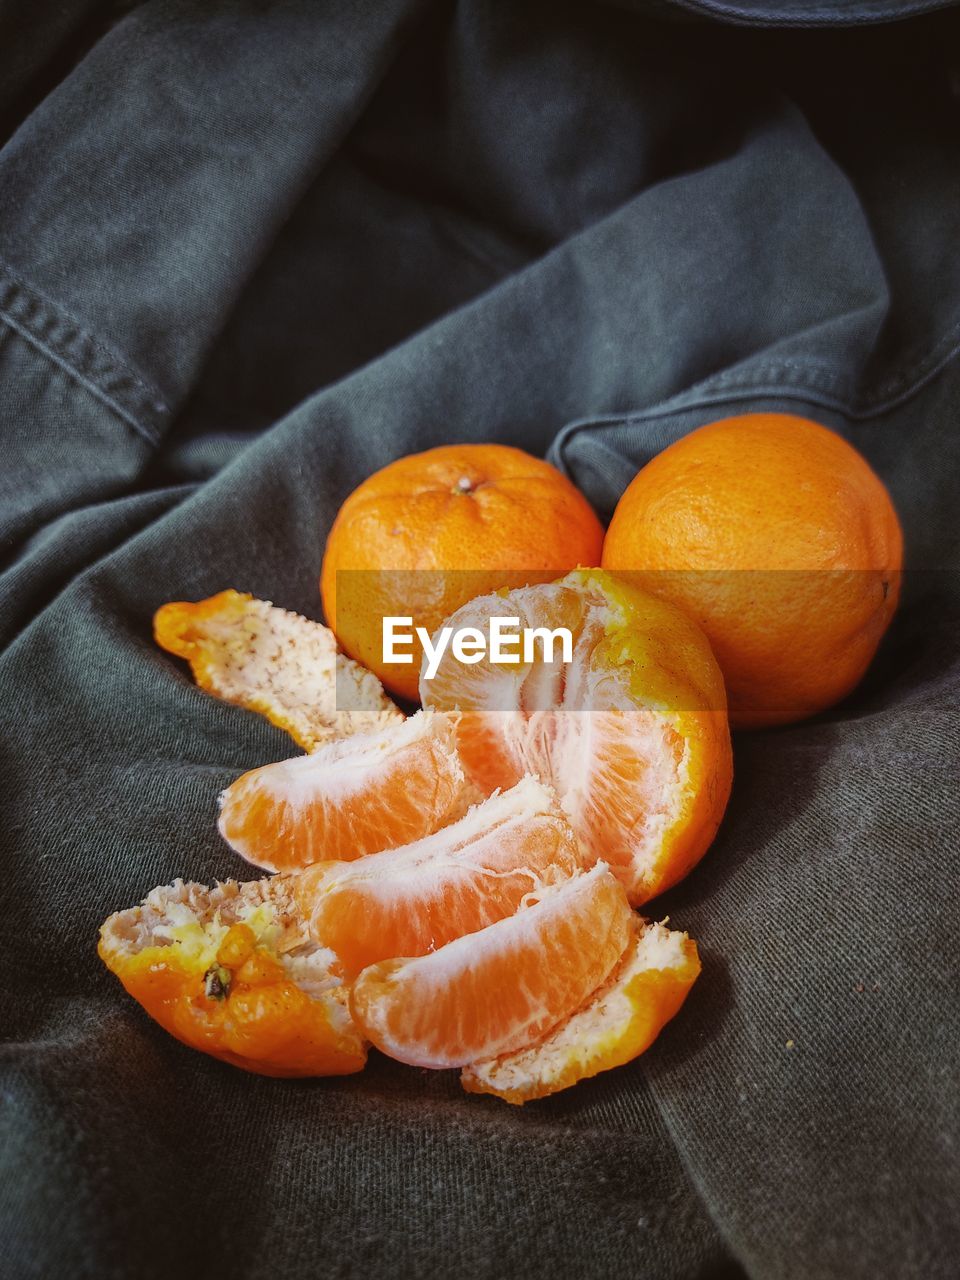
319,443,605,701
601,413,903,727
98,876,365,1077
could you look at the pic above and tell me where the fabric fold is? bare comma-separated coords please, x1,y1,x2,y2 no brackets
0,0,424,423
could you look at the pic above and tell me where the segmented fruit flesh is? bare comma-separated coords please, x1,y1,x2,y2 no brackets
218,709,471,873
350,863,634,1069
293,774,584,975
461,918,700,1103
421,569,732,905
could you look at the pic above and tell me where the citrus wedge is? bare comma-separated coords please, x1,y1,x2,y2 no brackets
293,774,583,976
350,863,633,1068
421,569,732,905
154,589,403,751
98,876,365,1077
218,709,471,873
461,918,700,1103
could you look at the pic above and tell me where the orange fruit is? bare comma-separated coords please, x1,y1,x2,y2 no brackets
351,863,634,1068
421,569,732,906
218,709,471,873
155,590,402,750
462,918,700,1104
293,775,583,977
98,876,365,1077
601,413,903,728
320,443,604,701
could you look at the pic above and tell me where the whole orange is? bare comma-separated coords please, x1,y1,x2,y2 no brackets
320,443,604,700
601,413,903,728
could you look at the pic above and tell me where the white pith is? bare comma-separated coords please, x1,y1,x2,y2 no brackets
179,591,402,749
99,876,340,1001
310,773,574,900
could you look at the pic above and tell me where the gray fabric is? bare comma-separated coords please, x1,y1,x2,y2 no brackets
1,2,958,1276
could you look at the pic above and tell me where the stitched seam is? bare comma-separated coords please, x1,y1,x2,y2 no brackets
0,261,169,445
705,358,852,396
0,309,161,447
0,257,167,406
553,332,960,459
693,318,960,413
865,318,960,403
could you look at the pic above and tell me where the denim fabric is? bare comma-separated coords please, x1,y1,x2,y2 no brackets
1,3,958,1277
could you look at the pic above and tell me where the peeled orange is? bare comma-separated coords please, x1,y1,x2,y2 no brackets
421,568,732,905
462,917,700,1103
218,709,471,873
293,775,583,977
133,569,714,1096
350,863,634,1068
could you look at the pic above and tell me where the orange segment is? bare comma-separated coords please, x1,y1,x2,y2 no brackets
154,589,403,751
461,918,700,1104
293,775,584,976
218,709,472,873
98,877,365,1077
350,864,634,1069
421,568,732,906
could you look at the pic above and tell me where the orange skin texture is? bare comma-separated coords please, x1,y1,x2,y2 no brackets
601,414,904,728
98,923,366,1078
320,443,605,701
154,590,327,750
572,571,732,901
422,570,733,906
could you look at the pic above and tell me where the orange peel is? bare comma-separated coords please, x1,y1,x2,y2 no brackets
154,589,403,751
98,876,366,1077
